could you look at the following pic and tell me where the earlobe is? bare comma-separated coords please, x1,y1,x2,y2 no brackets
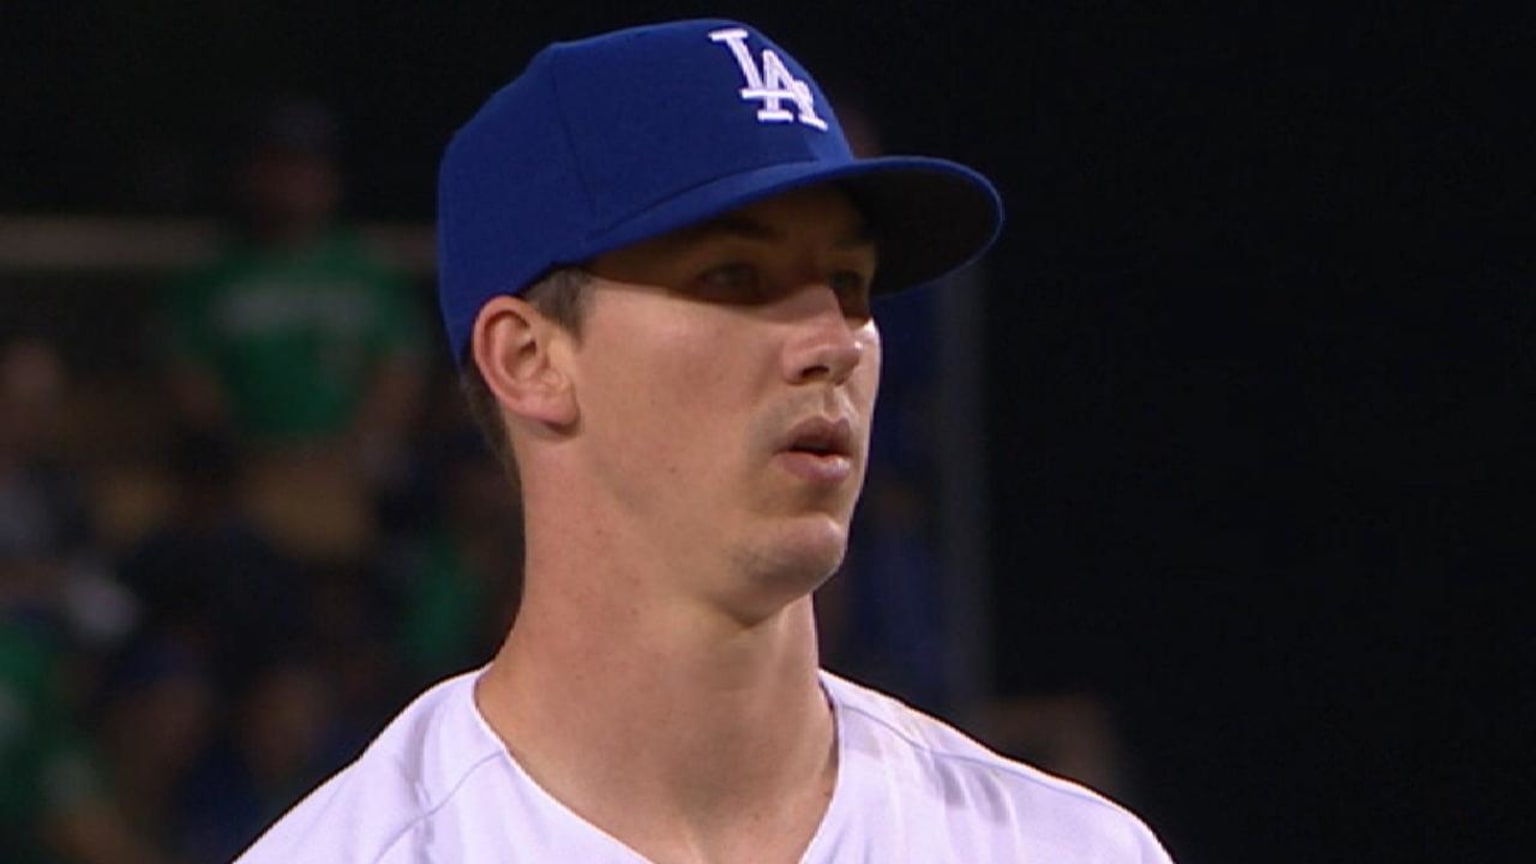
471,297,579,428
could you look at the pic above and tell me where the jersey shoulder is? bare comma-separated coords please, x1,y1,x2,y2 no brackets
235,670,502,864
820,671,1174,862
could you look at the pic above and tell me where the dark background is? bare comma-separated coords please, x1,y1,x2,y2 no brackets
4,2,1532,862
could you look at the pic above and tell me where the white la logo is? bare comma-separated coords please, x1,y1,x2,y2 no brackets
708,28,829,131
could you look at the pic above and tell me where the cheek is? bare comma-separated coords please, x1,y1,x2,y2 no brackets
579,313,756,474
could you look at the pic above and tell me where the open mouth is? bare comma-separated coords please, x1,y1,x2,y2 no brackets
784,417,853,459
775,416,856,485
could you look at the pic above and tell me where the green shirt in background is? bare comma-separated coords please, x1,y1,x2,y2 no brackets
0,619,102,863
164,228,428,445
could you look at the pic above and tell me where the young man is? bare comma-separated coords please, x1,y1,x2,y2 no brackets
237,19,1175,863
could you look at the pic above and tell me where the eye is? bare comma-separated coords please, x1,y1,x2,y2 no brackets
694,262,773,304
702,262,757,290
829,269,873,319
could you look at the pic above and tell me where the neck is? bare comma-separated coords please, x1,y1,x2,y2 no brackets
475,554,836,862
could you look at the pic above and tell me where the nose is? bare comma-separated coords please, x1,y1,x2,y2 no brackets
783,284,869,386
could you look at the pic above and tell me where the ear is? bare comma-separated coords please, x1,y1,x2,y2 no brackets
470,296,579,428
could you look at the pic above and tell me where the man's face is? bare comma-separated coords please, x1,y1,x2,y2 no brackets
568,185,881,614
240,146,339,238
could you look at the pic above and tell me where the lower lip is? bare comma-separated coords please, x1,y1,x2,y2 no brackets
775,451,854,485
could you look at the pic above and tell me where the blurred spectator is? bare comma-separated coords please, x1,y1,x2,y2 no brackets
158,99,429,479
179,654,339,861
1,338,135,648
390,429,521,684
0,339,89,581
2,617,159,864
116,431,304,692
90,635,214,863
302,562,399,757
2,339,161,863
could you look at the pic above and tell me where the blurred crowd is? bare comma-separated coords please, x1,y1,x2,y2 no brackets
0,337,522,863
1,100,528,863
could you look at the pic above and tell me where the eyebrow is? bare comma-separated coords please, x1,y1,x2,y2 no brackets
681,213,876,250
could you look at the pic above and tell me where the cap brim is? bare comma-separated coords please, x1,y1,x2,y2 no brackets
569,155,1003,293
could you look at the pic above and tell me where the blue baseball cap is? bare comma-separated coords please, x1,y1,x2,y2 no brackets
437,18,1004,363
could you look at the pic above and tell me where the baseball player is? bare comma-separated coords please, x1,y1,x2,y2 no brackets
236,18,1175,863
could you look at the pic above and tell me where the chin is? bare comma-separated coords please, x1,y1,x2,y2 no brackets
733,517,850,602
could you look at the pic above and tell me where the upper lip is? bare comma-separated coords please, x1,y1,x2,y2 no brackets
782,416,854,458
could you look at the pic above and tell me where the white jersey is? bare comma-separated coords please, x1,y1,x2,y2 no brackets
236,670,1174,862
